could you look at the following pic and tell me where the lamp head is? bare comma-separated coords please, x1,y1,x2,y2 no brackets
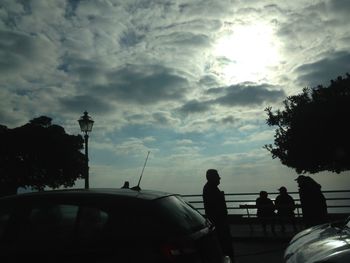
78,111,94,133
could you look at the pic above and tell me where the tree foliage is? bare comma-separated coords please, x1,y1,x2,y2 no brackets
265,74,350,174
0,116,86,196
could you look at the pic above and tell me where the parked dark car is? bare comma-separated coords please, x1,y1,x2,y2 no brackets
0,188,231,263
284,216,350,263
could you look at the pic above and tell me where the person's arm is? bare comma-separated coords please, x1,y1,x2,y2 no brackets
203,189,217,222
290,196,296,210
274,197,280,210
256,198,261,215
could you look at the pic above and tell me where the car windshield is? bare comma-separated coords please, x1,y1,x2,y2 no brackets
154,195,207,235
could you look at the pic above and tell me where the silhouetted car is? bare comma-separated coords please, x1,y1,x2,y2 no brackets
284,216,350,263
0,188,231,263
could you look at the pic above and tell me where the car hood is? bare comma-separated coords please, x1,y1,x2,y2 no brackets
284,222,350,263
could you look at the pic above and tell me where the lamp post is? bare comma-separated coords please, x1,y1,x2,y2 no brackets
78,111,94,189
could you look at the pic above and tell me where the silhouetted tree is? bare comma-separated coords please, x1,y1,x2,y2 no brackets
0,116,86,196
265,73,350,174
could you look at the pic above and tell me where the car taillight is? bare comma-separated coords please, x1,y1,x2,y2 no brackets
161,244,196,261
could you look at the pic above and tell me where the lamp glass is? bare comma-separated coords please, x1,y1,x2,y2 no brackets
78,112,94,132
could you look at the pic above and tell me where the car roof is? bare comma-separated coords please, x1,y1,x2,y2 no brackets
0,188,176,201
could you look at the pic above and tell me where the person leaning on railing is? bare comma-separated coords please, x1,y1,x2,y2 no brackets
275,186,297,232
256,191,276,234
296,175,328,227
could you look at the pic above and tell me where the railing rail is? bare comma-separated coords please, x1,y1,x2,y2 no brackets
181,190,350,218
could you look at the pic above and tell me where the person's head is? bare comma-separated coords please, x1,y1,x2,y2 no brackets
206,169,221,186
259,191,268,198
122,181,129,188
279,186,287,194
295,175,307,185
296,175,321,190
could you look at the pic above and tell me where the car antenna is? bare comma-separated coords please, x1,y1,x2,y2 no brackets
131,151,150,191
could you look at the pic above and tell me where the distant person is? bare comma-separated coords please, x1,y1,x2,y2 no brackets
275,186,297,232
256,191,276,234
296,175,328,227
121,181,129,189
203,169,235,262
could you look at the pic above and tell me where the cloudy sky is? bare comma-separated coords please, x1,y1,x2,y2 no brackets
1,0,350,195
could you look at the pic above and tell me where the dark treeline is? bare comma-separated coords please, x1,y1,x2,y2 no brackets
0,116,85,197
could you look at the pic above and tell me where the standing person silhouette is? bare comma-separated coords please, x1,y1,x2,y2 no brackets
256,191,276,234
203,169,234,262
275,186,297,232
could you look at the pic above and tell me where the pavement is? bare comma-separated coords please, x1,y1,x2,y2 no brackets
233,240,287,263
229,222,303,263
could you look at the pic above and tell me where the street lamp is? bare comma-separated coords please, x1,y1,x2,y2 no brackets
78,111,94,189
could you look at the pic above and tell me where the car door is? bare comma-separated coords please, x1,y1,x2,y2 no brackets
1,195,113,263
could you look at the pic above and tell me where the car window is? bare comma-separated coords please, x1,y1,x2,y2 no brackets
77,206,109,241
105,197,207,240
17,202,110,244
154,196,207,235
18,204,79,242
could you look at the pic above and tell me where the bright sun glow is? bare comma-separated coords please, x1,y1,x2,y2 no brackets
213,24,280,84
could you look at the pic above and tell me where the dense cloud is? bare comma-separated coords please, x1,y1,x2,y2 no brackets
295,51,350,87
0,30,58,81
59,95,114,114
1,0,348,125
179,99,211,115
328,0,350,15
179,83,285,116
210,84,286,106
101,64,189,105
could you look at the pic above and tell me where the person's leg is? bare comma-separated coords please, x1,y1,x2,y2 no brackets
280,216,286,232
261,218,267,234
271,216,276,234
217,223,235,262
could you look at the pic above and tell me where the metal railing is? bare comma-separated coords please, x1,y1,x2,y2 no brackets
182,190,350,218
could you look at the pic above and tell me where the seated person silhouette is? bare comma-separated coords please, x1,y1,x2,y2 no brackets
275,186,297,232
256,191,276,234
